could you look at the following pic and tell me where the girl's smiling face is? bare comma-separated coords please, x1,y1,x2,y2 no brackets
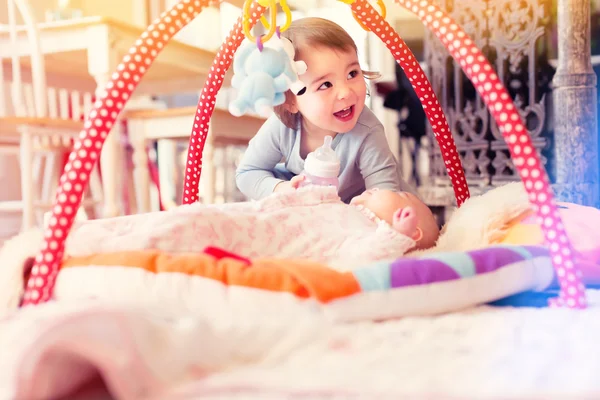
290,46,367,137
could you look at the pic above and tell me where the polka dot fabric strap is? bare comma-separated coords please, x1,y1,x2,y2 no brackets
20,0,262,305
352,0,469,206
181,4,266,204
383,0,586,308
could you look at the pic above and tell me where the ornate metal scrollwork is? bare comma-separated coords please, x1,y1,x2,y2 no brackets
421,0,553,205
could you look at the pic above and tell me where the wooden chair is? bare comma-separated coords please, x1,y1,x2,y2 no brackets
0,0,102,230
124,106,265,212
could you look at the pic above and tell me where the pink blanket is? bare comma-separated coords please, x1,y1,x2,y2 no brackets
65,186,415,272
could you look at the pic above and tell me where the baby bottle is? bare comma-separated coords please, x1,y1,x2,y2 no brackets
299,135,340,188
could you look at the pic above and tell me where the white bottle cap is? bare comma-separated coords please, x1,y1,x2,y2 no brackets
304,136,340,178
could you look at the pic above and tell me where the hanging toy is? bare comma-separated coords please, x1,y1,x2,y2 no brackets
271,35,308,94
229,0,305,117
229,33,306,117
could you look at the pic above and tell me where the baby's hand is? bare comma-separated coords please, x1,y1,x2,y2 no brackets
392,206,419,238
273,175,305,193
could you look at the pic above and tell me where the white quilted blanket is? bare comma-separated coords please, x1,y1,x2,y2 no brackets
66,186,414,272
2,292,600,399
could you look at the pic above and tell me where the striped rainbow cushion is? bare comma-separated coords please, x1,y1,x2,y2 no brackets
53,245,555,321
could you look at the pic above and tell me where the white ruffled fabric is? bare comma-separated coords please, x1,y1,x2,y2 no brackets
2,292,600,400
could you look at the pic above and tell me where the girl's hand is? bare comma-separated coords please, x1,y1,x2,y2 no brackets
274,175,305,193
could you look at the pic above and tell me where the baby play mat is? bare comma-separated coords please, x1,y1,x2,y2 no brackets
17,0,587,313
3,1,600,398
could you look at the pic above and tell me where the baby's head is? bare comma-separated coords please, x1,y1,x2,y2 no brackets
351,188,440,250
274,17,379,134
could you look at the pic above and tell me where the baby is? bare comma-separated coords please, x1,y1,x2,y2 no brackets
350,188,440,251
63,187,440,271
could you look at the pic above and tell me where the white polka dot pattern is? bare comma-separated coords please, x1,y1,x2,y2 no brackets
352,0,469,206
181,4,266,204
21,0,214,306
386,0,586,308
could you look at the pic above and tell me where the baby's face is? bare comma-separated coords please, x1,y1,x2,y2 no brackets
350,189,424,225
351,189,439,249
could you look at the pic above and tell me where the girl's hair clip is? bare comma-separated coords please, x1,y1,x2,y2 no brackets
282,37,307,96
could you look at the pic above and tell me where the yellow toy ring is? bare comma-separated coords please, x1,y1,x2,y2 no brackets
243,0,278,44
258,0,292,33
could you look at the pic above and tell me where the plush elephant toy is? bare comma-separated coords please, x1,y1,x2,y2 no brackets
228,35,307,118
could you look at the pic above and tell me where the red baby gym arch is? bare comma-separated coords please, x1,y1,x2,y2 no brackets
21,0,587,309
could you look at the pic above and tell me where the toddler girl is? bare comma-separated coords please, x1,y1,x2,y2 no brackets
235,17,415,203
